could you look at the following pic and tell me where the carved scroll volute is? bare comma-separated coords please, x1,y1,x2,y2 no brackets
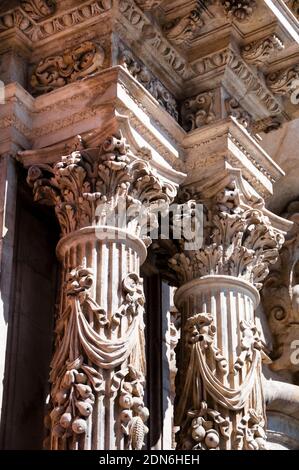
26,135,177,450
168,180,284,450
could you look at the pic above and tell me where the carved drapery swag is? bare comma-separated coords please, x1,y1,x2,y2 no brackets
166,181,284,450
27,135,176,450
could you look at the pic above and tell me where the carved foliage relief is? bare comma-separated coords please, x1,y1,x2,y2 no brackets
30,41,105,94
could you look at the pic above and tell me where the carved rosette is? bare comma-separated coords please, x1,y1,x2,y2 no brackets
221,0,257,22
168,181,284,450
27,135,176,450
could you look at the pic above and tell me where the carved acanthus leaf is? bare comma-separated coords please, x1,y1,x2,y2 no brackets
163,9,204,46
21,0,56,21
221,0,257,22
30,41,105,94
181,92,216,131
241,34,284,66
266,64,299,96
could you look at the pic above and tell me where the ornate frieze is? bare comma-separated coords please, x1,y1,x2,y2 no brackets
119,47,179,121
181,92,216,131
30,41,106,94
191,49,282,117
20,0,56,21
241,34,284,66
266,64,299,96
221,0,257,22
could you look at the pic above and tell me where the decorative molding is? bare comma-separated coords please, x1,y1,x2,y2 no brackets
266,64,299,96
227,50,282,115
118,0,192,80
20,0,56,21
181,92,217,131
221,0,257,22
241,34,284,66
119,46,179,121
135,0,163,10
0,1,112,43
163,8,204,46
192,49,282,116
30,41,105,94
285,0,299,19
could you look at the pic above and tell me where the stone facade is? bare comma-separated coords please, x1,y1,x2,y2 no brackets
0,0,299,450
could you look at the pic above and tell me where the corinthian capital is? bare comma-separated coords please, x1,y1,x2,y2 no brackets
27,135,176,239
169,181,284,288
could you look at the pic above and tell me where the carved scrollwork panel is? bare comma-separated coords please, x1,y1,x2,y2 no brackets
30,41,106,94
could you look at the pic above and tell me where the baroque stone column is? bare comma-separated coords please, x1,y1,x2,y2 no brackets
169,178,285,450
26,134,176,450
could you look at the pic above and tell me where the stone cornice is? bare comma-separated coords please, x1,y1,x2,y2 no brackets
0,0,112,45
